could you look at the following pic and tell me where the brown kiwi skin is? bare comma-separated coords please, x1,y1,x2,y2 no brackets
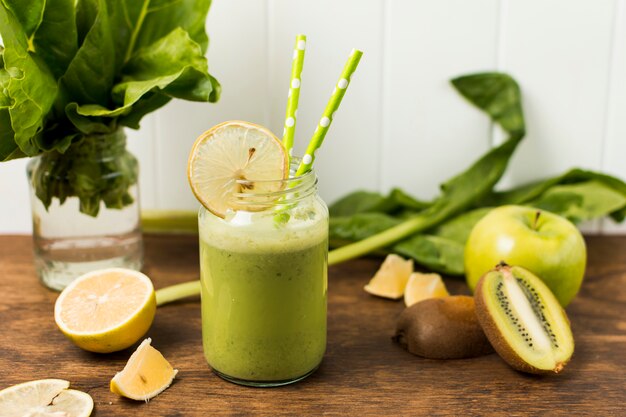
474,263,570,374
393,295,494,359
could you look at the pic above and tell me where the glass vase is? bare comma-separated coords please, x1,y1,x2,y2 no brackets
26,129,143,291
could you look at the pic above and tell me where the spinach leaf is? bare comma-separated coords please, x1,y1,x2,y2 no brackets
394,235,465,276
329,73,526,265
430,207,492,244
328,72,626,275
528,181,626,224
329,188,430,217
451,72,525,138
484,168,626,221
330,213,402,243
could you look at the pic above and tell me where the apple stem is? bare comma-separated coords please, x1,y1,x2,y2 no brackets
532,210,541,230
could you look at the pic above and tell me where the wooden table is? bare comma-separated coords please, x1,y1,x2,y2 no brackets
1,234,625,416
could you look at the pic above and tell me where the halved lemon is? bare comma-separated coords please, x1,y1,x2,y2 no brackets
404,272,449,307
54,268,157,353
187,120,289,218
110,338,178,401
364,254,414,299
0,379,93,417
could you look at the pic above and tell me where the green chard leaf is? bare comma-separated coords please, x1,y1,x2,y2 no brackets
31,0,78,79
0,2,58,156
59,0,115,109
4,0,79,79
1,0,45,40
0,47,19,160
114,0,213,58
67,27,220,130
1,0,221,216
117,91,171,129
105,0,215,81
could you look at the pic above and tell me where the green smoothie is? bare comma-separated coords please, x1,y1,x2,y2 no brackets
199,205,328,384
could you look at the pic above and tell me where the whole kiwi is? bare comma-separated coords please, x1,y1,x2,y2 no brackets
474,262,574,374
393,295,494,359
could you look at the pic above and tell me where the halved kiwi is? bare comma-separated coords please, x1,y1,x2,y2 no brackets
474,262,574,374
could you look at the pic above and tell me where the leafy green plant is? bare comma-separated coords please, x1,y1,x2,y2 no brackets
0,0,220,215
328,73,626,274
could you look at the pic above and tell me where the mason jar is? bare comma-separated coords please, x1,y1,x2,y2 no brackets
27,129,143,291
199,162,328,387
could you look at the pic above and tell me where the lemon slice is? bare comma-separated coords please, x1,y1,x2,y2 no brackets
0,379,93,417
54,268,157,353
364,254,413,299
404,272,450,307
110,338,178,401
187,120,289,218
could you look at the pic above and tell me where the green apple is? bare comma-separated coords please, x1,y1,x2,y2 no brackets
464,205,586,306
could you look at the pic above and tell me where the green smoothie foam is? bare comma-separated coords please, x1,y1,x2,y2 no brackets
199,205,328,382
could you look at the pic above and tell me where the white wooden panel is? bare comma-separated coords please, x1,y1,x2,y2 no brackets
382,0,499,200
498,0,616,233
602,0,626,234
498,0,615,183
154,0,269,210
0,159,31,234
125,114,157,209
268,0,384,204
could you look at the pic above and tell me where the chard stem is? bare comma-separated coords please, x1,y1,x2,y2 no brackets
152,213,438,306
141,210,198,233
124,0,151,63
155,281,201,306
328,214,433,265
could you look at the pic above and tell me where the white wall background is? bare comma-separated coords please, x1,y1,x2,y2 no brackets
1,0,625,234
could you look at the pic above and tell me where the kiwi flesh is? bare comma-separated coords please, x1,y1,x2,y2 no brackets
474,262,574,374
393,295,494,359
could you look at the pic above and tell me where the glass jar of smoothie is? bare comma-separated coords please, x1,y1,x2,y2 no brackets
198,162,328,387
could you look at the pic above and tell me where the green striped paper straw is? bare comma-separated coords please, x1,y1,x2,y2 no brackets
295,48,363,176
282,34,307,160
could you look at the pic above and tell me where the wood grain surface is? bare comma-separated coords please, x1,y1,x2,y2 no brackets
0,234,625,416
